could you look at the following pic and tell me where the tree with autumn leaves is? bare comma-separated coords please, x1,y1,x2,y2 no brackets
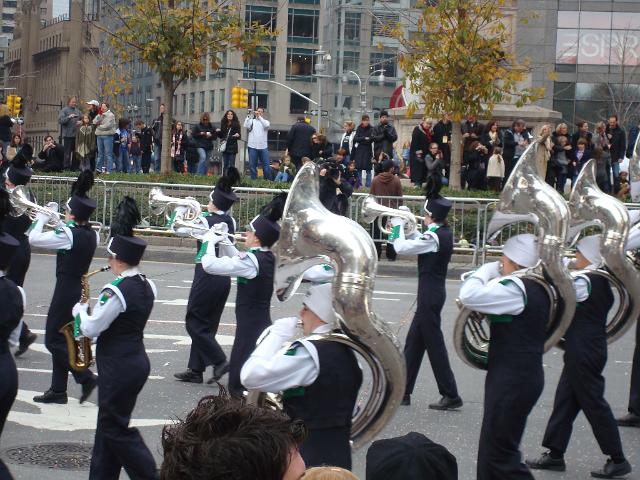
390,0,544,189
97,0,270,173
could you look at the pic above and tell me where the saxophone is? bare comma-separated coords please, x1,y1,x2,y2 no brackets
59,266,110,371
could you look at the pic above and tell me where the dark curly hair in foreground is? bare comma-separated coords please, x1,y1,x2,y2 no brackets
160,392,307,480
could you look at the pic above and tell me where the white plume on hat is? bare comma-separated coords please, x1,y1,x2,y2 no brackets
303,283,336,327
503,234,539,268
577,235,602,266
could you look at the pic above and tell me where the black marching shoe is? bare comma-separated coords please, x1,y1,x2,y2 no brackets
616,412,640,428
80,374,97,404
591,459,632,479
14,332,37,358
400,394,411,406
33,389,68,404
207,360,230,384
428,395,463,411
526,452,566,472
174,369,203,384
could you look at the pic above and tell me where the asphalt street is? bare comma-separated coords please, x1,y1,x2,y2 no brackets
2,253,639,479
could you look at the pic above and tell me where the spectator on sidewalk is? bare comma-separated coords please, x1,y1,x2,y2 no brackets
409,120,433,188
486,146,505,192
218,110,241,174
352,115,374,188
0,106,13,157
117,118,132,173
93,102,116,173
35,135,64,172
319,160,353,216
134,120,154,174
344,160,361,190
481,121,502,156
572,121,593,149
502,119,531,179
6,134,21,162
75,114,96,172
85,100,100,123
192,113,216,176
274,154,296,183
461,114,483,151
432,114,452,179
339,121,356,164
58,96,82,170
372,111,398,161
311,134,331,162
592,146,612,194
286,116,315,170
129,133,142,174
370,158,402,261
606,115,626,193
626,120,640,159
244,107,270,180
171,121,187,174
152,103,164,172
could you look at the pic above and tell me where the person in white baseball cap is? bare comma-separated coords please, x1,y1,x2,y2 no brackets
241,282,362,471
459,233,548,480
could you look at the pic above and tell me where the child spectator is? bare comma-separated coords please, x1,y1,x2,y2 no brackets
129,134,142,174
618,171,630,201
274,155,296,183
344,161,361,189
486,146,505,192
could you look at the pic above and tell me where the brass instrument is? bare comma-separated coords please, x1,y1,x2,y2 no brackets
9,185,63,228
361,195,425,236
148,187,203,221
453,136,576,370
59,266,110,371
630,130,640,202
257,162,406,449
170,218,246,245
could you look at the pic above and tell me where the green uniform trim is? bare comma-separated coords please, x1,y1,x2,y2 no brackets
322,264,332,271
284,345,299,356
194,241,208,263
282,386,305,400
499,278,527,305
428,224,441,233
165,211,177,228
487,314,513,324
237,248,260,284
388,224,401,241
73,314,82,337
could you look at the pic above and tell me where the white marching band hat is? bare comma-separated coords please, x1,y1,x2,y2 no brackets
303,283,337,327
576,235,602,267
503,234,539,268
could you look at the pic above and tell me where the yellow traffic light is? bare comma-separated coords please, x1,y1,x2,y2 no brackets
12,96,21,116
231,86,242,109
6,94,14,113
239,88,249,109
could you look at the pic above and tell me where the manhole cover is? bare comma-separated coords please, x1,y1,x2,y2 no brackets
1,443,93,470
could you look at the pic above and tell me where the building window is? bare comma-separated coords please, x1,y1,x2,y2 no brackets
290,92,310,114
342,12,360,44
341,50,359,74
370,52,397,78
2,13,14,20
181,94,186,115
244,47,275,79
372,96,391,111
220,89,225,111
189,92,195,114
290,0,319,4
249,91,269,110
288,8,319,43
245,5,277,32
1,26,14,33
210,90,215,112
268,130,288,152
199,91,205,113
372,13,398,37
209,51,227,79
4,1,17,7
286,48,314,81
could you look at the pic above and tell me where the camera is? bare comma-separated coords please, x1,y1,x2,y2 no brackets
320,160,344,180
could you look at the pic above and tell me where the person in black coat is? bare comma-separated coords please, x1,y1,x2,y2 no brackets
352,115,375,188
432,115,452,180
310,134,332,162
502,120,531,179
192,113,216,175
409,120,433,187
35,135,64,172
287,117,316,170
606,115,626,193
527,236,631,479
572,121,593,150
134,120,154,174
372,111,398,160
318,160,353,216
217,110,241,175
0,188,25,480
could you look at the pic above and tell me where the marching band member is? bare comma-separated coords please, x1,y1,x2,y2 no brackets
201,193,285,398
390,190,462,409
0,189,26,480
172,169,239,384
527,235,631,478
29,171,99,404
74,207,159,480
3,145,37,357
459,234,545,480
241,283,362,470
618,225,640,428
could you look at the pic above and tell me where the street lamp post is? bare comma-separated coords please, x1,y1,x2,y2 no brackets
342,69,386,114
126,104,140,120
314,47,331,131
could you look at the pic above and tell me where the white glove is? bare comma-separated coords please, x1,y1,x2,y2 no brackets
471,261,501,283
174,205,189,218
36,211,52,224
72,302,89,318
398,206,411,213
212,221,229,235
202,226,225,246
271,316,299,340
46,201,59,213
390,217,406,227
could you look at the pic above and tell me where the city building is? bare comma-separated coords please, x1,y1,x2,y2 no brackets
5,0,100,145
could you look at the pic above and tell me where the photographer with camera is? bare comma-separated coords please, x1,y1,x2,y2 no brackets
244,107,270,180
35,135,64,172
318,159,353,217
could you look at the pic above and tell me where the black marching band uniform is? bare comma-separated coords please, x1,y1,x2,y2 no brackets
75,197,159,480
3,145,37,356
391,192,462,409
172,169,240,384
29,171,99,404
200,193,285,398
242,283,363,470
459,234,545,480
0,188,26,480
528,235,631,478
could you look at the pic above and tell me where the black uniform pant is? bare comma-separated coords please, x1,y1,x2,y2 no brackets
543,362,623,457
477,353,543,480
404,284,458,398
45,276,93,392
6,239,32,344
228,305,270,396
0,350,17,480
629,320,640,415
185,265,229,372
90,349,157,480
301,426,352,471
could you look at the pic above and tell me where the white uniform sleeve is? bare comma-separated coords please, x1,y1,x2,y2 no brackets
79,288,125,338
392,227,439,255
201,250,259,278
241,325,320,392
574,275,591,303
627,226,640,251
29,218,72,250
459,276,526,316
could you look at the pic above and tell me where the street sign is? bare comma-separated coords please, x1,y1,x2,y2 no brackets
309,109,317,116
321,110,329,117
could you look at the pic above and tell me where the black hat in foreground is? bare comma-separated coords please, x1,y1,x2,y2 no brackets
68,170,96,221
107,235,147,266
250,192,286,248
210,167,240,212
423,177,451,221
366,432,458,480
6,144,34,186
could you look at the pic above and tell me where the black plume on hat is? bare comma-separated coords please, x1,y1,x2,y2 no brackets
70,170,94,198
0,187,11,233
224,166,241,188
11,143,33,167
424,174,443,200
260,192,287,222
110,196,141,237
